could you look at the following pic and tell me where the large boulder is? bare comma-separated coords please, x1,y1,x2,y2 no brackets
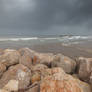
77,57,92,82
19,48,55,66
0,49,20,67
25,83,40,92
0,64,31,90
37,53,54,66
19,53,32,69
51,54,76,73
31,64,48,72
0,62,6,78
40,68,91,92
31,64,48,84
19,48,39,65
3,80,19,92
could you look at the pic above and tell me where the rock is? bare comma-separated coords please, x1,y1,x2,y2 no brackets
76,79,92,92
40,68,91,92
19,48,54,66
32,64,48,72
19,48,35,57
3,80,18,92
0,64,31,90
0,89,9,92
19,53,32,69
19,48,39,65
89,72,92,85
26,85,39,92
0,62,6,78
31,64,48,84
72,74,79,79
36,53,54,66
31,72,41,84
0,49,20,67
51,54,76,73
77,57,92,82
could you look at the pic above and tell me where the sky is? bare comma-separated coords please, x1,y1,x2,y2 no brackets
0,0,92,36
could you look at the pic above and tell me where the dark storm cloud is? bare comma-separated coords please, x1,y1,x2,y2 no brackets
0,0,92,35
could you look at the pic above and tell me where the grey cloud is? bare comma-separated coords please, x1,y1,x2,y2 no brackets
0,0,92,35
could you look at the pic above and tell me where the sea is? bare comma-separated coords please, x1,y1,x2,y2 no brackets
0,35,91,49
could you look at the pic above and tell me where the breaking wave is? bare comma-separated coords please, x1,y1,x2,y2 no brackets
0,36,91,42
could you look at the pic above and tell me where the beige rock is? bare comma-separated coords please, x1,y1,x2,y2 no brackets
31,72,41,84
0,89,9,92
76,79,92,92
77,57,92,82
3,80,18,92
30,64,48,84
26,85,39,92
0,62,6,77
40,68,91,92
19,48,39,65
19,48,54,66
0,49,20,67
32,64,48,72
19,53,32,69
51,54,76,73
0,64,31,90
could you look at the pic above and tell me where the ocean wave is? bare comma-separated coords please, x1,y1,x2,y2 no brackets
0,36,91,42
0,37,38,41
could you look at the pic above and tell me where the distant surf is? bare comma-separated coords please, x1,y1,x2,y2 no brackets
0,36,91,42
0,35,91,49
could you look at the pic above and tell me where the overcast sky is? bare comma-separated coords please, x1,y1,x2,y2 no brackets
0,0,92,36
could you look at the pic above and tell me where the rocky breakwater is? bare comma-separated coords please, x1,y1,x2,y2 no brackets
0,48,91,92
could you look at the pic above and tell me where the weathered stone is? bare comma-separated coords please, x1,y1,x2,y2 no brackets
31,72,41,84
77,57,92,82
51,54,76,73
19,48,39,65
37,53,54,66
40,68,91,92
30,64,48,84
32,64,48,72
0,64,31,90
0,89,9,92
0,49,20,67
89,72,92,85
26,84,39,92
76,79,92,92
3,80,18,92
19,48,54,66
19,53,32,69
0,62,6,78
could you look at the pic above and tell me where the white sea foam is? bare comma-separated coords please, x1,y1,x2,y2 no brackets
0,37,38,41
0,36,91,42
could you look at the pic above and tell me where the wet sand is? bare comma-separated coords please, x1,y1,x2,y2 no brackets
30,41,92,59
0,40,92,59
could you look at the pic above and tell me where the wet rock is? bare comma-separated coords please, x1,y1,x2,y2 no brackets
77,57,92,82
40,68,91,92
51,54,76,73
0,49,20,67
0,64,31,90
0,62,6,78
